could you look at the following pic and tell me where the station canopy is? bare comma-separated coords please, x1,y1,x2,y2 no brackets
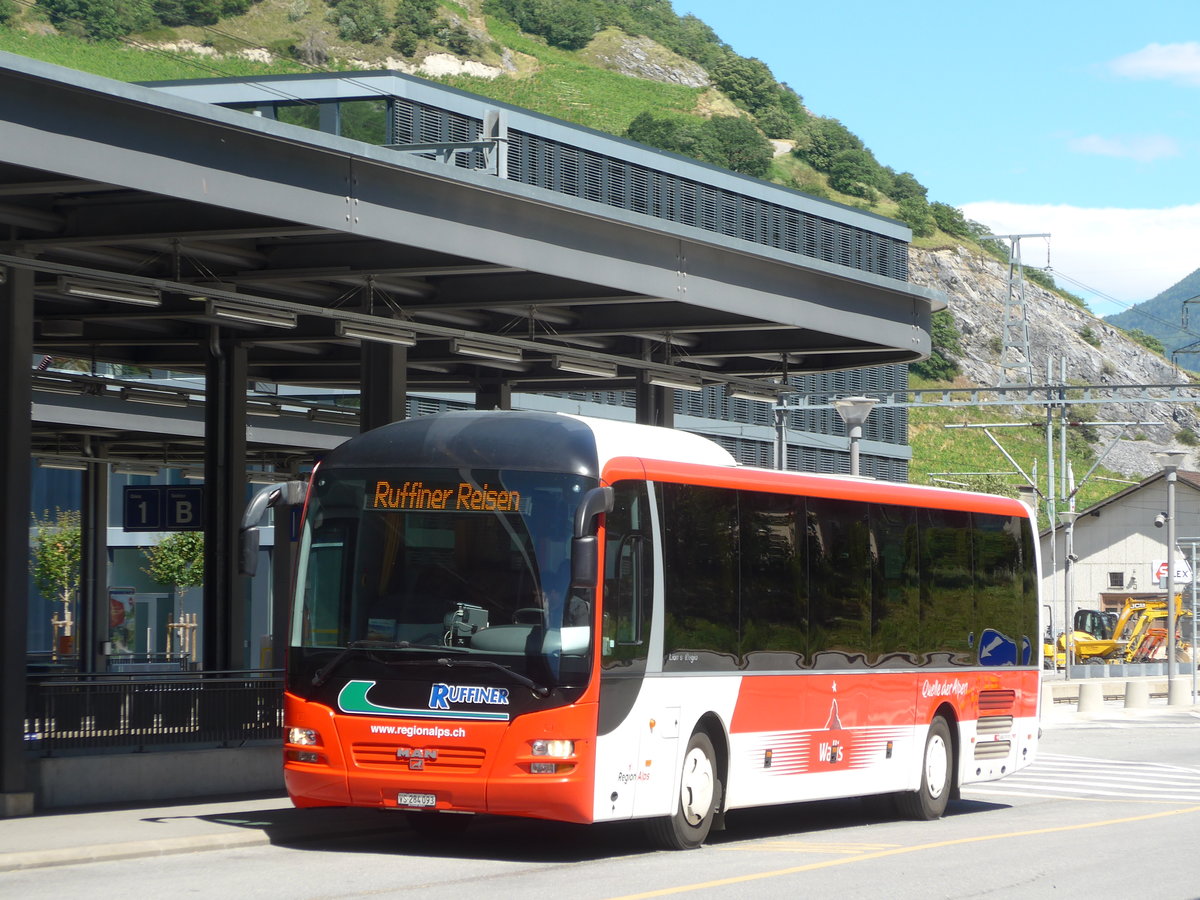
1,54,944,469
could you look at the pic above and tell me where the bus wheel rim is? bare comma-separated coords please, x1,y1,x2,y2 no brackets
680,746,714,825
925,733,948,800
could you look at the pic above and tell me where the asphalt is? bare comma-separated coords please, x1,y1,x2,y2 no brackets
2,697,1198,873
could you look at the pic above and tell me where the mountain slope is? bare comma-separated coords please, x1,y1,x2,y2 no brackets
1105,267,1200,362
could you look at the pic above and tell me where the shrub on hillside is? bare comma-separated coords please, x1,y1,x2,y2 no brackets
930,201,971,238
38,0,155,39
700,115,772,178
393,0,438,55
154,0,221,26
827,148,881,200
793,117,863,172
1126,329,1165,355
0,0,19,24
909,309,962,381
485,0,597,50
897,197,935,238
709,53,777,113
627,111,771,178
329,0,388,43
887,170,927,203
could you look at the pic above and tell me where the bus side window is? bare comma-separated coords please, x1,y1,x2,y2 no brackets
603,481,652,662
614,534,645,645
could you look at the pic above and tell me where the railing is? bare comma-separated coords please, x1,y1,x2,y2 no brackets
25,670,283,754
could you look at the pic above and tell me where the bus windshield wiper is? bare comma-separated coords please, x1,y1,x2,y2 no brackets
395,640,468,653
311,640,403,687
431,657,550,698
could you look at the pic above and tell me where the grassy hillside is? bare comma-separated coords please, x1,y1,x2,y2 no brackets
0,0,1138,504
904,378,1133,512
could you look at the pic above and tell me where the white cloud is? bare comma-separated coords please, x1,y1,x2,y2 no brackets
1067,133,1180,162
958,201,1200,314
1108,42,1200,86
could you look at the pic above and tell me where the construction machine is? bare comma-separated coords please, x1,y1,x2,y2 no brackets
1045,596,1192,667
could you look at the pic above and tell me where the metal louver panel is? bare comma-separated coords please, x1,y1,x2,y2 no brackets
500,126,908,281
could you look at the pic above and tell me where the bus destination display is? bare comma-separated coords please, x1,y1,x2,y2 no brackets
369,479,522,513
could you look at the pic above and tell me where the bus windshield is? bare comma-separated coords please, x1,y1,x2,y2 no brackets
291,467,597,687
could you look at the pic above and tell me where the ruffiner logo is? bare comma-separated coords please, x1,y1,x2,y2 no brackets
921,678,969,698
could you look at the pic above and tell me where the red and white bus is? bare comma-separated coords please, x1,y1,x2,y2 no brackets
282,410,1041,849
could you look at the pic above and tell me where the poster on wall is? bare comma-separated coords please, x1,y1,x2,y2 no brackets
108,587,136,654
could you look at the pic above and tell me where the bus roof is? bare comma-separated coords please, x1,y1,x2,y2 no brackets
321,410,1029,519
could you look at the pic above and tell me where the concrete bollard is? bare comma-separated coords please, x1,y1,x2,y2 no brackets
1168,679,1192,706
1124,680,1150,709
1041,682,1056,713
1077,681,1103,713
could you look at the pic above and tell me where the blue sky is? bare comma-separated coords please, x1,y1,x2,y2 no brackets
675,0,1200,315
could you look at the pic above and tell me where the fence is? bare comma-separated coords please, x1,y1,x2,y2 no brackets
25,670,283,753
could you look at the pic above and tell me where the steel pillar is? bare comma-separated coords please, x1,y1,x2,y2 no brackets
203,335,248,671
360,341,408,432
80,460,109,673
0,265,35,816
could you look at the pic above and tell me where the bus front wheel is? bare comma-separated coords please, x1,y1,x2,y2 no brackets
646,731,721,850
896,716,952,820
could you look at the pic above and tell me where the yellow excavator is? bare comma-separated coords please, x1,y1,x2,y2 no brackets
1044,596,1192,667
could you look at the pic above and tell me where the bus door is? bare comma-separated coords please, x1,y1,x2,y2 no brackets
596,480,661,818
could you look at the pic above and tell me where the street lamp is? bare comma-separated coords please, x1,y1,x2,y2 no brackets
1153,451,1187,704
834,396,878,478
1178,537,1200,706
1057,510,1079,679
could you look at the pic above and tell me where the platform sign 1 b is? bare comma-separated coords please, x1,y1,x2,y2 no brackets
123,485,204,532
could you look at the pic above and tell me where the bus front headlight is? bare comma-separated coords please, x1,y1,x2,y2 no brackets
531,739,574,758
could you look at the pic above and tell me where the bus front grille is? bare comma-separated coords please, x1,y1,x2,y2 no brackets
352,743,487,771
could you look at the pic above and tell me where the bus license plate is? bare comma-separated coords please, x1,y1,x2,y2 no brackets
397,792,436,808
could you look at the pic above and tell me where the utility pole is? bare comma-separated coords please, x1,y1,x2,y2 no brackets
980,233,1050,386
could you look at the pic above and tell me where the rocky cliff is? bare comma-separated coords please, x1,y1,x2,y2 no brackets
908,246,1200,477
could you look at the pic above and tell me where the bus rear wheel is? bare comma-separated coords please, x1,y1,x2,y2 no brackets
896,716,952,820
646,731,721,850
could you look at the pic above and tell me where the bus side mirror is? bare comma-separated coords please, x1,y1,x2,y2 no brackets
240,527,262,577
239,479,308,577
570,486,612,587
571,535,598,586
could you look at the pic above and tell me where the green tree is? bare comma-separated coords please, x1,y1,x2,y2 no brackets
152,0,221,26
0,0,19,24
887,169,927,203
897,197,935,238
30,509,83,635
627,112,771,178
710,53,778,114
795,117,863,171
698,115,772,178
393,0,438,55
329,0,388,43
626,110,685,150
486,0,596,50
37,0,155,40
930,201,971,238
143,531,205,615
910,309,962,381
755,103,798,140
437,21,479,56
827,148,880,200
